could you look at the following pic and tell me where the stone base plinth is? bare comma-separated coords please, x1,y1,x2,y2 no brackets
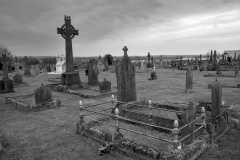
0,79,14,93
61,72,81,86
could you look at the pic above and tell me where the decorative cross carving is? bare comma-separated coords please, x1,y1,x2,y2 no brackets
57,15,78,72
123,46,128,56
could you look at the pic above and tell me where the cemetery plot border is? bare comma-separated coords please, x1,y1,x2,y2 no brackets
76,95,213,160
5,93,61,112
46,83,117,99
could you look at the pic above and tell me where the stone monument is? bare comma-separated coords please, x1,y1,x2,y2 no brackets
56,54,66,74
185,67,193,93
116,46,136,102
57,15,81,86
35,84,52,106
99,78,111,94
146,52,152,68
87,59,99,86
0,54,14,93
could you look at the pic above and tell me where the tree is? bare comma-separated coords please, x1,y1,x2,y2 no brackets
103,54,113,66
0,45,14,63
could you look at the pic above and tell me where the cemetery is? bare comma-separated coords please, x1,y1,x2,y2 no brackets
0,5,240,160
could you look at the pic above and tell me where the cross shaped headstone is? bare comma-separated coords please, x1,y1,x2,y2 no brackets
57,15,78,72
123,46,128,56
147,52,151,63
153,65,156,71
2,54,9,80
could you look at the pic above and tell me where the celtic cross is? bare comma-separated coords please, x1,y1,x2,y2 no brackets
57,15,78,72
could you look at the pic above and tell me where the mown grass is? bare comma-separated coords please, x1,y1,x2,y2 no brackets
0,69,240,160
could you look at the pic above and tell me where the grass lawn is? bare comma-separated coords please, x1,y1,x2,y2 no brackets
0,69,240,160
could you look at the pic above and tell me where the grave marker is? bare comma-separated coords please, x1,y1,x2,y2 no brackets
0,54,14,93
35,84,52,106
99,78,111,94
57,15,81,86
116,46,136,102
185,67,193,92
87,59,99,86
24,67,31,76
13,74,23,84
211,79,222,118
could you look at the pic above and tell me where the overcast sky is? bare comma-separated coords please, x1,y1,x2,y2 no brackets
0,0,240,57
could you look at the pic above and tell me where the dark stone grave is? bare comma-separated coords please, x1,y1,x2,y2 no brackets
116,46,136,102
57,15,81,86
0,54,14,93
35,84,52,106
146,52,152,68
185,68,193,93
13,74,23,84
99,78,111,94
87,59,99,86
24,67,31,76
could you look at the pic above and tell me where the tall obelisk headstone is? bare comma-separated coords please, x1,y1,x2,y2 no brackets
116,46,136,102
147,52,152,68
185,67,193,93
87,59,99,86
57,15,81,86
0,54,14,93
211,79,222,118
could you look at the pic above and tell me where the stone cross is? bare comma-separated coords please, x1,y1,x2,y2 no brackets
147,52,151,63
57,15,78,72
116,46,136,102
153,65,156,71
2,54,9,80
211,79,222,118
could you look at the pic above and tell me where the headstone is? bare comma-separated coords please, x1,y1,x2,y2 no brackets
57,15,81,86
42,68,47,73
47,67,51,72
0,54,14,93
13,74,23,84
87,59,99,86
116,46,136,102
185,68,193,92
15,63,20,73
211,79,222,118
34,84,52,106
147,52,152,68
235,64,239,77
24,67,31,76
182,102,196,144
151,56,154,65
210,50,213,61
213,50,217,63
216,60,221,75
99,78,111,94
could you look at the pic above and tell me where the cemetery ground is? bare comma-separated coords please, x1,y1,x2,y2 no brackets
0,69,240,160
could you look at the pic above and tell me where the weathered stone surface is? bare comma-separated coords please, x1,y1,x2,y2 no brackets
88,59,99,86
211,80,222,118
116,46,136,102
42,68,47,73
61,72,81,86
185,68,193,92
34,84,52,105
24,67,31,76
57,15,81,86
99,78,111,94
13,74,23,84
0,54,14,93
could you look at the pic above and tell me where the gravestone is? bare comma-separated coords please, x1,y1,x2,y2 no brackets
88,59,99,86
15,63,20,73
42,68,47,73
99,78,111,94
0,54,14,93
97,60,104,72
185,68,193,92
31,66,40,76
182,102,196,144
210,50,213,61
213,50,217,63
35,84,52,106
235,64,239,77
24,67,31,76
151,56,154,66
85,69,88,76
147,52,152,68
47,67,51,72
57,15,81,86
211,79,222,118
13,74,23,84
216,60,221,75
116,46,136,102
